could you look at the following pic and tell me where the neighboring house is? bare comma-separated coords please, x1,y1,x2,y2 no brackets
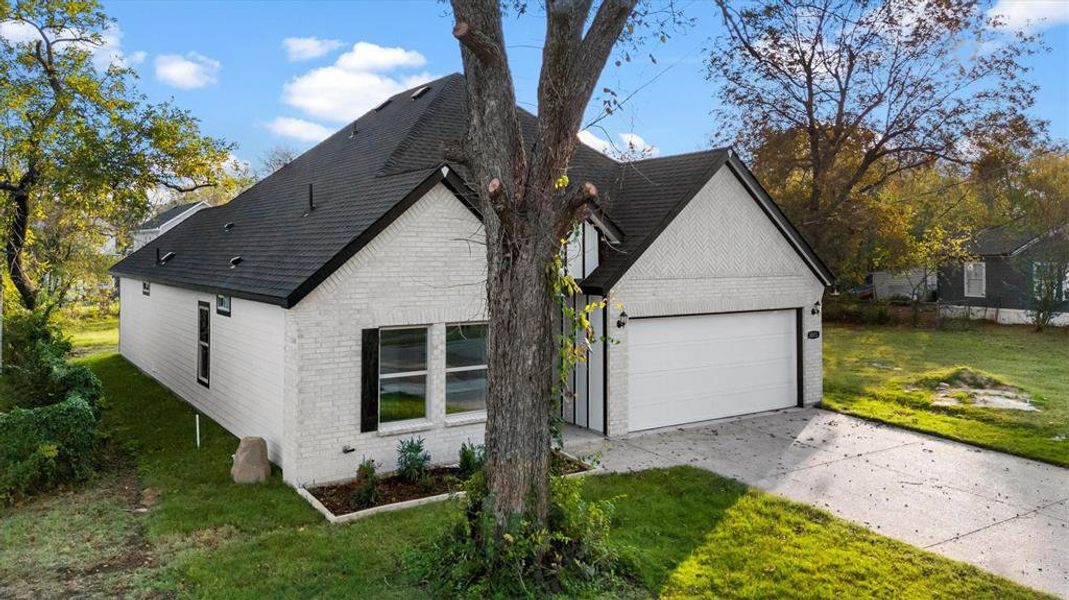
870,268,937,301
939,224,1069,327
110,74,833,487
130,202,209,252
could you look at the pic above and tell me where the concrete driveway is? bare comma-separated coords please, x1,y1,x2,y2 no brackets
565,408,1069,598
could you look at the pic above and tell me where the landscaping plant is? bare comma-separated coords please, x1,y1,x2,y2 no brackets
412,472,626,598
396,437,431,485
351,458,380,510
458,441,485,480
0,394,97,504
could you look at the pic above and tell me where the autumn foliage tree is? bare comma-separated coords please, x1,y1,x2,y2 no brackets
708,0,1044,281
0,0,231,310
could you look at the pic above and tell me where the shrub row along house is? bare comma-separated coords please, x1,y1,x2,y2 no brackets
110,75,832,486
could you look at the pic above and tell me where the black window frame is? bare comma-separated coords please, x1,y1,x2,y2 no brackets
142,281,151,296
216,294,232,317
197,301,211,388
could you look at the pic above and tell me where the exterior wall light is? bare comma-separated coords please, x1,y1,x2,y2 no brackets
617,311,629,328
811,301,822,315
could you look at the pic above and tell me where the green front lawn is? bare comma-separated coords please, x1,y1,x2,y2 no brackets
823,323,1069,466
0,349,1051,598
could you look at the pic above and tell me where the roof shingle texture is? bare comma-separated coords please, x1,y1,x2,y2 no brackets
112,73,728,306
137,202,203,230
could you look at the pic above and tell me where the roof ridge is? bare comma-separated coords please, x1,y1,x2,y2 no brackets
377,75,461,177
626,146,731,164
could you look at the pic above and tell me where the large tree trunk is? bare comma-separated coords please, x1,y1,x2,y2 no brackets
483,222,558,523
5,188,38,311
451,0,637,529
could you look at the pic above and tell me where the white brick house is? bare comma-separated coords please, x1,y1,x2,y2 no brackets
111,75,832,486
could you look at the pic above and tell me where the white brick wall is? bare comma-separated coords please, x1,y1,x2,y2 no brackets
118,277,287,462
284,183,488,485
604,167,826,436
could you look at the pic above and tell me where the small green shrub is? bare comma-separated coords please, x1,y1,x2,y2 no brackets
0,394,98,503
396,437,430,484
351,458,379,509
2,309,71,366
458,441,485,480
1,309,100,410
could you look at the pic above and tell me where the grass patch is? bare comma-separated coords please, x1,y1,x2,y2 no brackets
65,315,119,357
1,350,1055,597
586,467,1047,599
84,353,318,538
823,324,1069,466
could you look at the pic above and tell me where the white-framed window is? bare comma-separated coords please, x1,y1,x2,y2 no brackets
963,261,986,298
378,327,428,424
216,294,231,316
1032,262,1067,301
142,281,151,296
445,323,488,415
197,301,210,387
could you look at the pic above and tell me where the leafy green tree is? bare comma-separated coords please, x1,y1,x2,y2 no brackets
708,0,1044,281
0,0,231,310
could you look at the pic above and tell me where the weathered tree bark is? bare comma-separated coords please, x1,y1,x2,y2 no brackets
451,0,636,527
6,184,38,311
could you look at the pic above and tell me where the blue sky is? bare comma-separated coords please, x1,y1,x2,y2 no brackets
98,0,1069,168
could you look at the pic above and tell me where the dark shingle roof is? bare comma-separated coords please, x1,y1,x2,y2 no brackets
112,73,830,307
137,202,203,230
972,223,1066,256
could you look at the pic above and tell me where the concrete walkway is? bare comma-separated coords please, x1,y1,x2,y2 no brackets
565,408,1069,598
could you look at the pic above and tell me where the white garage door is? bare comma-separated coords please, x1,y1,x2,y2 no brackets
627,310,798,431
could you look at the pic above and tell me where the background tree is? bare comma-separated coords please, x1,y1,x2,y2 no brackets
1008,152,1069,330
257,145,298,179
708,0,1043,281
0,0,231,310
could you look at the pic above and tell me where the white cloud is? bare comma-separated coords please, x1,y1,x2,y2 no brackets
1,21,143,71
578,130,614,154
335,41,426,72
126,50,147,65
578,130,659,159
280,41,431,123
618,133,659,157
988,0,1069,31
0,20,38,44
282,36,345,61
223,152,251,177
154,52,220,89
265,116,334,143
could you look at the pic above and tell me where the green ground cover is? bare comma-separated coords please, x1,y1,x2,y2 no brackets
823,323,1069,466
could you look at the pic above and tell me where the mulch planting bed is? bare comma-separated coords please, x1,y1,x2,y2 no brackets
307,453,592,516
308,467,464,515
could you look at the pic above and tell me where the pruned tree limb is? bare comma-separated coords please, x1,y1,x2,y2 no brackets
453,20,505,67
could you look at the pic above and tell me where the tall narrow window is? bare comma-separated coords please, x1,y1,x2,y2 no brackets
963,261,986,298
197,301,210,387
445,323,488,414
379,327,428,423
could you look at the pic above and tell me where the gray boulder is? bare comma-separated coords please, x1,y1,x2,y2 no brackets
231,437,271,484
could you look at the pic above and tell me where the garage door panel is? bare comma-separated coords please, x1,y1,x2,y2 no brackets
630,334,793,374
628,310,798,431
